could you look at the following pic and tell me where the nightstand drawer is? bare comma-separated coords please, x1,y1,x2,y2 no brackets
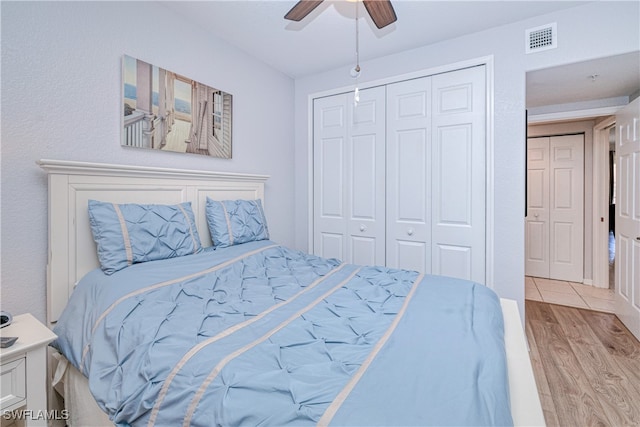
0,357,26,410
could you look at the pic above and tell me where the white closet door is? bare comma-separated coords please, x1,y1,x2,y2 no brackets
549,134,584,282
386,76,432,272
313,65,486,279
525,137,551,278
313,87,386,265
431,66,486,283
525,134,584,282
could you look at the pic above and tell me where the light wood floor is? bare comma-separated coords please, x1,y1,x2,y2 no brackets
526,300,640,426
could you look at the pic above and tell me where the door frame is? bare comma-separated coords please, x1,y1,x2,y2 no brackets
306,55,495,288
528,120,604,286
592,116,616,289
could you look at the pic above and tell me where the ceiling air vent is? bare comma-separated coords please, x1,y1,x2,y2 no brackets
525,23,557,54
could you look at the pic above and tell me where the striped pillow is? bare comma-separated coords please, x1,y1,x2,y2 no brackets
88,200,202,274
205,198,269,248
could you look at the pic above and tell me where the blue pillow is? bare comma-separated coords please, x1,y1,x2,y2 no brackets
205,198,269,248
88,200,203,274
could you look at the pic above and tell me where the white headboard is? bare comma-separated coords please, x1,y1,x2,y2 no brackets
38,159,269,324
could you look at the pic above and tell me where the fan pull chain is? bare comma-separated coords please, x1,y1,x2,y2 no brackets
352,0,361,106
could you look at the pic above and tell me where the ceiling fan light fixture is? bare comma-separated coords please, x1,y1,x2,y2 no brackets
284,0,323,21
284,0,397,29
362,0,397,29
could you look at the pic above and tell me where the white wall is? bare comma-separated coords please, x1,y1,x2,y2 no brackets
0,2,295,323
293,1,640,320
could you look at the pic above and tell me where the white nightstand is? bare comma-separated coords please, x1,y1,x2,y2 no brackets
0,314,57,427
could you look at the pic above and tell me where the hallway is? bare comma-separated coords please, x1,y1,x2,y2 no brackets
525,276,615,313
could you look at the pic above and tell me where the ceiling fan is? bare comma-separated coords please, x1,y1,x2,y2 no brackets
285,0,397,29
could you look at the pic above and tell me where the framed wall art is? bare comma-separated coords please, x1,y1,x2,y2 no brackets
122,55,232,158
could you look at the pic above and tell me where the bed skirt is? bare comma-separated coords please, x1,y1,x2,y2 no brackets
52,352,112,427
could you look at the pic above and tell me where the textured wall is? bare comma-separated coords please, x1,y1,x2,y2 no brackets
0,2,295,323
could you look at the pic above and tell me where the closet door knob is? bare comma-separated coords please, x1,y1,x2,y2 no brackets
407,228,414,236
360,224,367,232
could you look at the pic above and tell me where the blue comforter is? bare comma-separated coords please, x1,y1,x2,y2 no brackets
52,240,512,426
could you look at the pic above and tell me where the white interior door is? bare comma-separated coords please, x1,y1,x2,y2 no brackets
525,134,584,282
430,66,486,283
313,87,386,265
386,76,432,272
549,134,584,282
526,137,550,278
615,97,640,340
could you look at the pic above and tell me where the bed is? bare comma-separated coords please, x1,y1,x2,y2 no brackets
39,159,544,426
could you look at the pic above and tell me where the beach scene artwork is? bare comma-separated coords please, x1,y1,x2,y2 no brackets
122,55,232,158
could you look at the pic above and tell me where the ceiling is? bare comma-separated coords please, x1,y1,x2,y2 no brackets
160,1,639,110
526,51,640,109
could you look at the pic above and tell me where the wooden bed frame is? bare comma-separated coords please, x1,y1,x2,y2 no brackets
39,159,545,426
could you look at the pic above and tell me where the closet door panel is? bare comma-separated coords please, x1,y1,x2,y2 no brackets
436,125,472,226
431,66,486,283
436,244,472,279
350,134,378,221
386,77,431,272
314,96,348,261
348,87,386,265
549,134,584,282
348,133,381,265
316,137,345,261
314,87,385,265
319,138,344,218
351,236,376,266
525,137,550,277
319,233,344,261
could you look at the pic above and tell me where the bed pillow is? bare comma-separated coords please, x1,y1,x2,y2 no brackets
205,198,269,248
88,200,203,274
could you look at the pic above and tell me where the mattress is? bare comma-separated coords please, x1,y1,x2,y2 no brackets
51,240,512,426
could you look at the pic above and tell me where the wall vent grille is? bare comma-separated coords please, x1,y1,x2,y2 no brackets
525,23,557,54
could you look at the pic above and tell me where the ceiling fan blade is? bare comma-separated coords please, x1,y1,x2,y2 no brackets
362,0,397,29
284,0,324,22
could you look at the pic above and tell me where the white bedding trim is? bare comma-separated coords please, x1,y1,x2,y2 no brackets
175,203,200,254
112,204,134,267
148,262,349,425
182,267,364,427
317,273,426,426
79,243,279,373
221,203,234,246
